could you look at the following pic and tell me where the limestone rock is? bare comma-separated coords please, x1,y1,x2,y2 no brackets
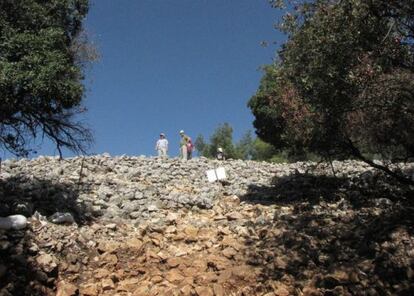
165,269,185,283
195,286,214,296
79,283,99,296
56,281,78,296
36,253,58,274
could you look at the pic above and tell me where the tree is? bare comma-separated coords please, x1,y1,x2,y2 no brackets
0,0,95,157
209,123,238,159
235,131,255,160
197,123,253,160
250,0,414,184
194,134,211,157
196,123,294,162
251,138,278,161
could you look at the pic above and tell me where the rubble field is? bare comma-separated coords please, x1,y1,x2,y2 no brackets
0,155,413,295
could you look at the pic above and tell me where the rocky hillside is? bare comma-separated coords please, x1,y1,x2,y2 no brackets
0,155,413,295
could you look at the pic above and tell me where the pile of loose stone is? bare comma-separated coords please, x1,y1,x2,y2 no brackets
0,155,413,295
0,155,321,221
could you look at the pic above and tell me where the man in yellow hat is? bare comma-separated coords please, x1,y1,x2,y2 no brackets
179,130,192,160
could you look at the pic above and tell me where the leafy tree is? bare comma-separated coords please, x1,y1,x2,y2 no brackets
194,134,211,157
251,138,278,161
197,124,290,161
235,130,255,160
0,0,95,157
250,0,414,184
209,123,238,159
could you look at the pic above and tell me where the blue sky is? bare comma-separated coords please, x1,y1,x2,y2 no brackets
4,0,285,159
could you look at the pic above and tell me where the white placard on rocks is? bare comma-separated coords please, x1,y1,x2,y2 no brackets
206,167,227,183
206,169,217,182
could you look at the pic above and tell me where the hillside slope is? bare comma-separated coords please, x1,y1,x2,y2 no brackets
0,156,413,295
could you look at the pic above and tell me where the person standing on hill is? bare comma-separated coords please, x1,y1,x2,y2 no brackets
216,147,225,160
179,130,193,160
155,133,168,158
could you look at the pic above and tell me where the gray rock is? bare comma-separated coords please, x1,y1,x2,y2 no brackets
147,204,158,212
129,211,142,219
49,212,75,224
122,201,141,212
0,215,27,230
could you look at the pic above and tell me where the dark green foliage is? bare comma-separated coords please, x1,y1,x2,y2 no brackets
248,66,287,149
235,130,255,160
194,134,210,157
251,138,277,161
0,0,94,157
196,123,295,162
249,0,414,184
196,123,239,159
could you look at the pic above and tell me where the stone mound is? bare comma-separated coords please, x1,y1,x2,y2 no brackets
0,155,413,295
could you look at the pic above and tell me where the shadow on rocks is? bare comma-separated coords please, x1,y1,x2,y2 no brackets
241,173,348,206
241,170,414,207
0,175,94,224
240,172,414,295
0,175,94,296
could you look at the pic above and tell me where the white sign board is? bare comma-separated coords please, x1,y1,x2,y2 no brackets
206,167,227,182
215,167,226,180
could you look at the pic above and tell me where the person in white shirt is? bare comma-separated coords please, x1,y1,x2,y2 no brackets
155,133,168,158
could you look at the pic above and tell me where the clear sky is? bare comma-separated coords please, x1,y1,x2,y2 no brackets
3,0,285,159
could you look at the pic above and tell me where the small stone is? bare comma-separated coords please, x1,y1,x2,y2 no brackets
101,278,114,290
226,211,243,220
79,283,99,296
129,211,141,219
221,236,241,250
165,269,185,283
196,272,217,285
157,251,169,260
274,285,290,296
97,241,119,253
332,270,350,282
195,286,214,296
66,253,78,264
56,281,78,296
180,285,193,296
105,223,117,230
67,263,81,273
165,212,179,224
274,257,287,270
184,225,198,242
100,253,118,266
126,238,143,250
166,257,182,268
0,215,27,230
213,215,226,221
147,204,158,212
222,247,237,259
165,225,177,233
94,269,111,279
36,253,58,274
152,275,163,284
117,278,140,292
231,265,252,280
302,287,323,296
213,284,225,296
